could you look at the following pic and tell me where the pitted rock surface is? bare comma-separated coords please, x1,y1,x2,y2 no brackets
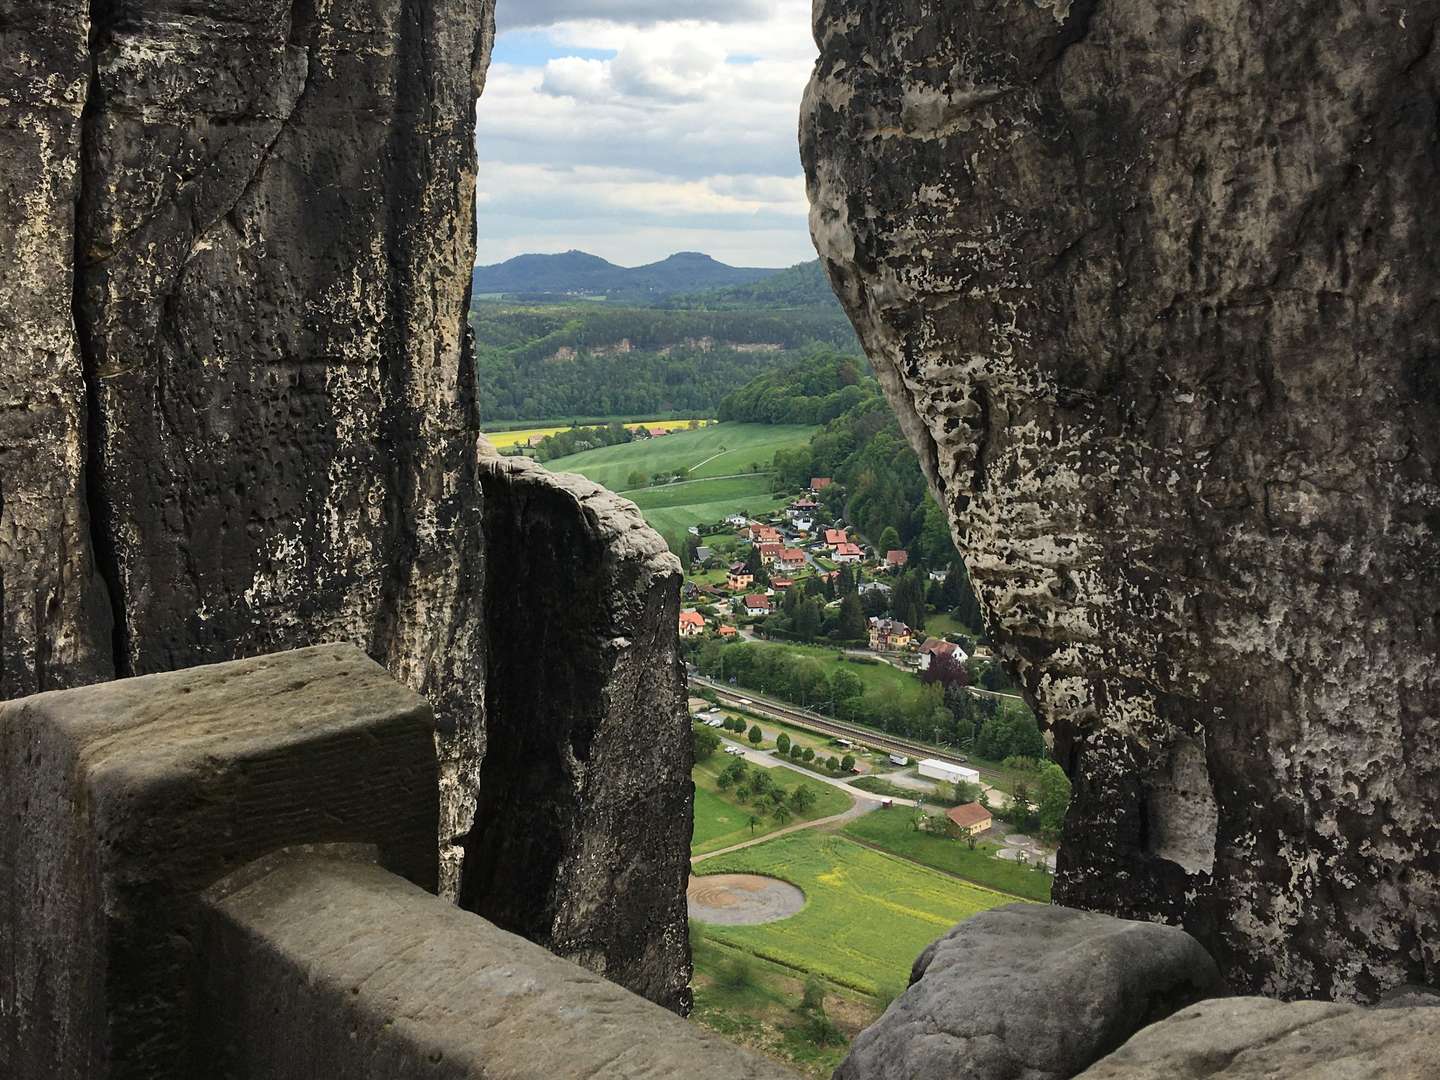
803,0,1440,1000
0,0,692,1011
834,904,1226,1080
1075,996,1439,1079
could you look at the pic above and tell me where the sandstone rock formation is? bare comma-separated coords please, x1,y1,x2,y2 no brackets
1076,996,1438,1079
0,0,690,1011
835,904,1226,1080
804,1,1440,1001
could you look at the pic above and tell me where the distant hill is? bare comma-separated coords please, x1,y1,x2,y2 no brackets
663,259,842,311
471,250,782,302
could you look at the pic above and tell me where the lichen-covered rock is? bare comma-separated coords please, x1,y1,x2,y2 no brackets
803,1,1440,1001
463,457,692,1014
0,0,693,1012
0,3,115,696
835,904,1226,1080
1075,997,1439,1079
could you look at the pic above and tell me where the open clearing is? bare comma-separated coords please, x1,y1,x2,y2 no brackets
696,831,1024,996
546,422,815,490
842,808,1054,902
689,874,808,925
692,754,853,856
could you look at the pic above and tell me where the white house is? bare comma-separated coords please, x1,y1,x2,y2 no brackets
919,759,980,786
918,637,969,671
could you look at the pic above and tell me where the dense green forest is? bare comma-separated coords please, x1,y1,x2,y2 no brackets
471,250,779,302
472,307,859,422
659,259,844,311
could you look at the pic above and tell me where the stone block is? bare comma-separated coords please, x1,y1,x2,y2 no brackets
199,853,798,1079
0,644,439,1079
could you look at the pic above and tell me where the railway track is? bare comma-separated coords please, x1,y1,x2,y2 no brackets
689,675,973,770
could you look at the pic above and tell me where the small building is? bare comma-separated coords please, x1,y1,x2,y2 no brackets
929,569,948,583
919,637,969,670
810,478,833,492
748,524,782,545
717,625,739,638
885,549,909,570
945,802,994,837
788,498,819,515
833,542,864,564
858,581,892,597
726,570,754,591
868,617,912,651
678,610,706,638
889,753,909,767
770,578,795,590
743,594,772,617
694,545,713,564
725,514,749,528
648,427,670,438
791,516,814,533
919,759,980,786
759,542,784,562
776,547,807,570
824,528,848,548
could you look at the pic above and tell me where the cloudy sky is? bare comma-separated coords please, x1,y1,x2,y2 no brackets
476,0,818,269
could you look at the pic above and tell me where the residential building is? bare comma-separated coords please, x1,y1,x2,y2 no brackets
945,802,994,836
743,594,772,617
868,617,912,650
791,517,814,534
810,477,833,492
678,610,706,638
694,545,713,564
771,578,795,590
776,547,807,571
759,542,784,563
858,581,892,598
788,498,819,516
885,549,909,570
748,523,782,545
824,528,848,548
919,637,969,670
717,625,739,638
725,514,749,528
726,567,754,591
834,542,864,564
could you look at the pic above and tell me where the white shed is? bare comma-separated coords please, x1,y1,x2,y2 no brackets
919,759,980,786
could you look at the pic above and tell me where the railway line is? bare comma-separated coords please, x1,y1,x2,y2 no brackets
689,675,973,771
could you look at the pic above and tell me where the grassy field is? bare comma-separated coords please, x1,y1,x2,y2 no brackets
691,929,878,1077
696,831,1019,996
692,753,853,856
483,418,703,449
546,422,816,491
843,809,1053,902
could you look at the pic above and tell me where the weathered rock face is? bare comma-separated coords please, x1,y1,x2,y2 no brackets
1076,997,1438,1079
0,0,691,1011
835,904,1226,1080
463,456,692,1014
804,1,1440,1001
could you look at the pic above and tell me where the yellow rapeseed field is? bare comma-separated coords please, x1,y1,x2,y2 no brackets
482,419,704,450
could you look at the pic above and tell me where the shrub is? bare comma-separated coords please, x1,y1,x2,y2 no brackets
802,747,815,762
748,724,763,745
800,976,826,1013
718,955,755,991
776,732,791,754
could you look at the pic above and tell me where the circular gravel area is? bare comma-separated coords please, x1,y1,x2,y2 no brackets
687,874,806,925
1004,834,1034,847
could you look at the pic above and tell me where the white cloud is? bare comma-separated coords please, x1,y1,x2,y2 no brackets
476,0,819,267
498,0,775,32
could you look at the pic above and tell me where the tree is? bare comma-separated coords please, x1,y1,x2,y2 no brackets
802,747,815,762
748,814,761,835
750,771,774,796
877,525,901,553
748,724,763,745
1036,761,1072,839
626,470,649,490
789,744,803,761
772,805,793,826
919,651,969,687
776,732,791,755
837,593,866,641
791,785,818,812
826,756,840,771
840,754,856,772
831,667,863,702
794,598,822,642
735,786,750,803
955,779,983,804
694,727,721,761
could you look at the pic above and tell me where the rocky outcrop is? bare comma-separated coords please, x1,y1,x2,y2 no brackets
0,0,691,1012
463,456,692,1014
1076,997,1438,1079
803,1,1440,1000
835,904,1226,1080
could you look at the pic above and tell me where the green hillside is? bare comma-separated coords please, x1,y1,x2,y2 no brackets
544,422,815,537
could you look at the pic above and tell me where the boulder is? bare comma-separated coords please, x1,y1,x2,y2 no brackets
1076,997,1439,1079
835,904,1226,1080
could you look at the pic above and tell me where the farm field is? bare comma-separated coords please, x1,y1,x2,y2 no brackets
695,831,1020,996
692,752,853,856
482,417,703,449
546,422,815,491
842,809,1054,902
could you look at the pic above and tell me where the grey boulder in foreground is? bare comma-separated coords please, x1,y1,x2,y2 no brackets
835,904,1226,1080
1075,996,1439,1079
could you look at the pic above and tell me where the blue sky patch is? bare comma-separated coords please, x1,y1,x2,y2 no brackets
492,31,617,68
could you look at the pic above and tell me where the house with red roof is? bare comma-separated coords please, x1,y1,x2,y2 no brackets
885,549,909,570
834,542,864,564
776,547,807,570
678,610,706,638
748,523,782,545
743,594,772,617
945,802,993,836
919,637,969,670
824,528,848,548
717,625,739,638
